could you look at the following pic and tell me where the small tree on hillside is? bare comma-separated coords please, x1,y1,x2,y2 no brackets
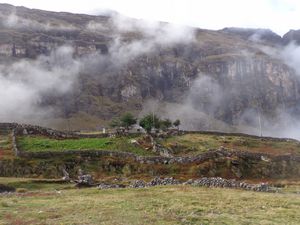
110,113,137,130
109,118,121,128
160,118,173,131
120,113,137,130
173,119,181,130
139,113,160,133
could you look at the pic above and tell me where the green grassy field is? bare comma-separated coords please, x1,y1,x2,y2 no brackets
17,135,153,156
0,178,299,225
161,133,300,156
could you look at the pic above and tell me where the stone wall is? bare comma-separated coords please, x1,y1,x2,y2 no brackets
0,123,110,139
177,130,299,143
102,177,276,192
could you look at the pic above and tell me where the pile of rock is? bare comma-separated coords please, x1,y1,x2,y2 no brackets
185,177,274,192
148,177,180,186
129,177,180,188
97,176,275,192
239,181,271,192
98,183,126,189
185,177,240,188
129,180,147,188
75,174,94,187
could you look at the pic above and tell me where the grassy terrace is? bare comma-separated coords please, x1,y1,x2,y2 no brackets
161,133,300,156
0,178,299,225
16,133,300,157
17,135,154,156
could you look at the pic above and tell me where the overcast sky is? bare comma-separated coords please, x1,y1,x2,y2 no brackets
1,0,300,36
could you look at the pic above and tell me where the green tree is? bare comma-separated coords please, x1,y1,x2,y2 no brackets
109,118,121,128
139,114,160,133
120,113,137,130
160,118,173,131
173,119,181,130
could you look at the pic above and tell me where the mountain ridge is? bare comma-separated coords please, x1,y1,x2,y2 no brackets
0,3,300,139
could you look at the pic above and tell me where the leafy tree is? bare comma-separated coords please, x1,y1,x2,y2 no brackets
173,119,181,129
120,113,137,129
160,118,172,131
109,118,121,128
139,113,160,133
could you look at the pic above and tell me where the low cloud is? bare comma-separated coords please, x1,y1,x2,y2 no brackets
85,14,196,69
0,46,81,123
86,14,196,67
110,14,196,45
0,12,77,31
281,42,300,75
147,69,300,139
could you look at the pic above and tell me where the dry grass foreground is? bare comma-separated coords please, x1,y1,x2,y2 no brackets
0,180,299,225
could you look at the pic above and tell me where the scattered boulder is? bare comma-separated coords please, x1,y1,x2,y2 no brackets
75,169,94,187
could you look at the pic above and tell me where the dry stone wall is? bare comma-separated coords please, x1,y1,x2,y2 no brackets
98,176,276,192
0,123,110,139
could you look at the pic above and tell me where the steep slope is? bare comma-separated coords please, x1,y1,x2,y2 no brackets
0,3,300,136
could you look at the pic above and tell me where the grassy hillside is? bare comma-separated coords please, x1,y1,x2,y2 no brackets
161,133,300,156
0,178,299,225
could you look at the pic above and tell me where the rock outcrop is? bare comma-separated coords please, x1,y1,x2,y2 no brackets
282,29,300,45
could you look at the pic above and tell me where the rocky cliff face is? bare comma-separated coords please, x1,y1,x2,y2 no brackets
282,29,300,45
0,3,300,135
